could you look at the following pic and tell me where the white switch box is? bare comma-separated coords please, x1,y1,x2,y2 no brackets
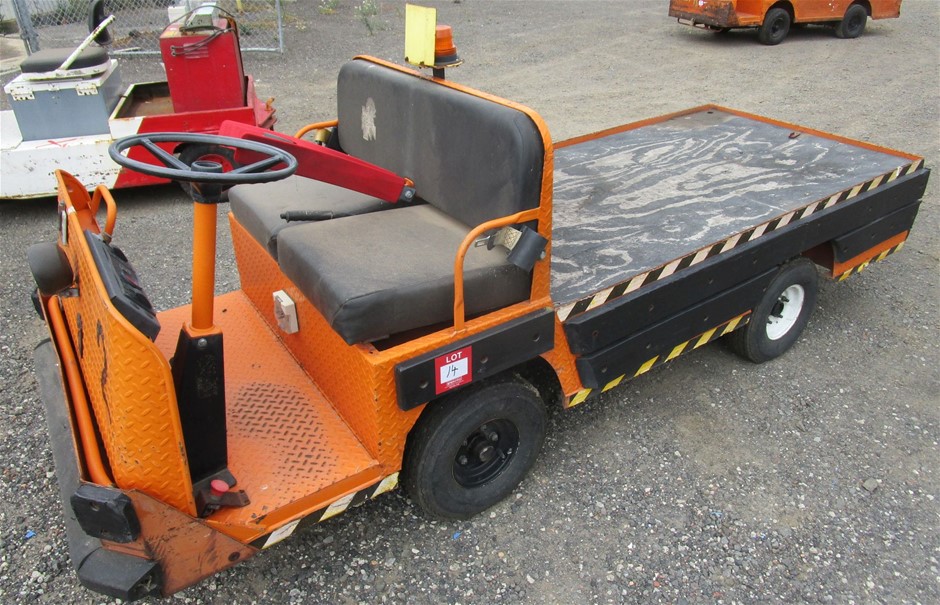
273,290,299,334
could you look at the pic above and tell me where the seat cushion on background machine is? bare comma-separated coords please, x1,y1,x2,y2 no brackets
229,175,390,258
20,47,110,73
276,204,531,344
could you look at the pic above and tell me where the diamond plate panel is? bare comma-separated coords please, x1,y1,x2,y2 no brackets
59,205,195,515
230,216,389,459
155,293,379,532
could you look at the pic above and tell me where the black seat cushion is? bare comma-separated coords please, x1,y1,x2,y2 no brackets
20,47,110,73
230,175,390,258
336,58,544,228
276,205,530,344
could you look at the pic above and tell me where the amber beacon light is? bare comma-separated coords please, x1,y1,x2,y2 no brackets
405,4,463,78
434,25,459,65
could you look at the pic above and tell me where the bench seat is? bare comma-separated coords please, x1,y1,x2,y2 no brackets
236,57,546,344
276,205,530,344
230,175,389,258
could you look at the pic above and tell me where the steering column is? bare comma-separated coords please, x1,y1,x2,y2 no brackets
109,133,297,516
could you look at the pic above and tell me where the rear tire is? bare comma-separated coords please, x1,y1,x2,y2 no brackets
402,377,547,520
758,7,791,45
727,258,818,363
835,4,867,39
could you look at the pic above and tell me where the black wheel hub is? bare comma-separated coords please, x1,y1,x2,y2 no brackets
769,294,789,319
453,420,519,488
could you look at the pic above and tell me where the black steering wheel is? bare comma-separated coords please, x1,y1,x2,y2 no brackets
109,133,298,185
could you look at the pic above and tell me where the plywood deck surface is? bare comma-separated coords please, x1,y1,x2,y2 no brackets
550,109,910,304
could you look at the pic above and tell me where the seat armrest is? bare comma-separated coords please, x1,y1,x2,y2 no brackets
453,208,541,332
294,120,338,141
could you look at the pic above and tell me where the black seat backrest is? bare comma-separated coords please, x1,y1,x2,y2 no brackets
336,58,544,228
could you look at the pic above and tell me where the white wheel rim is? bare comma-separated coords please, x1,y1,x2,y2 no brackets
765,284,805,340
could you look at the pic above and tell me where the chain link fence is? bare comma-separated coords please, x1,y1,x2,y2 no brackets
6,0,283,54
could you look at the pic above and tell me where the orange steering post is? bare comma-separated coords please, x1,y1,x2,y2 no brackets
191,202,219,331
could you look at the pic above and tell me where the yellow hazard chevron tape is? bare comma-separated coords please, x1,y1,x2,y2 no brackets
569,388,592,406
254,472,399,549
837,241,905,282
567,312,751,407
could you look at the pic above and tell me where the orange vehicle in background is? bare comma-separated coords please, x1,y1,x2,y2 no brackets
669,0,902,45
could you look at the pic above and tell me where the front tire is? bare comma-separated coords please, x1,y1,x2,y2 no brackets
727,258,818,363
758,7,791,45
402,377,547,520
835,4,867,39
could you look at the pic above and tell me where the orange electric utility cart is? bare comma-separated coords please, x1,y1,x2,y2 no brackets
28,18,928,601
669,0,903,45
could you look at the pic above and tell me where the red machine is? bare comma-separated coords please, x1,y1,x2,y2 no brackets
0,7,275,199
161,18,246,113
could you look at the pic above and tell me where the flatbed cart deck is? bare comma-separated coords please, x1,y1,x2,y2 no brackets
27,51,928,599
551,106,918,307
548,105,925,400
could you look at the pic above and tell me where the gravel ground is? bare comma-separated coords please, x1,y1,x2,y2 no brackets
1,2,937,604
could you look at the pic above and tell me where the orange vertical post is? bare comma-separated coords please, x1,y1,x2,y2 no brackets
191,203,218,330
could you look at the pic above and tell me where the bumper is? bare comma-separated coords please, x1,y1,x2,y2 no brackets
669,1,741,28
34,339,162,601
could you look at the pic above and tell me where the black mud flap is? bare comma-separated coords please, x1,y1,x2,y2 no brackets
34,339,162,601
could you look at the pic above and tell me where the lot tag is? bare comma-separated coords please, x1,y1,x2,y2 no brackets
435,346,472,394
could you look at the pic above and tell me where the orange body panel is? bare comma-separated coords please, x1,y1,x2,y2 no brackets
104,490,258,595
54,171,197,516
543,315,586,402
832,231,909,277
229,215,558,472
